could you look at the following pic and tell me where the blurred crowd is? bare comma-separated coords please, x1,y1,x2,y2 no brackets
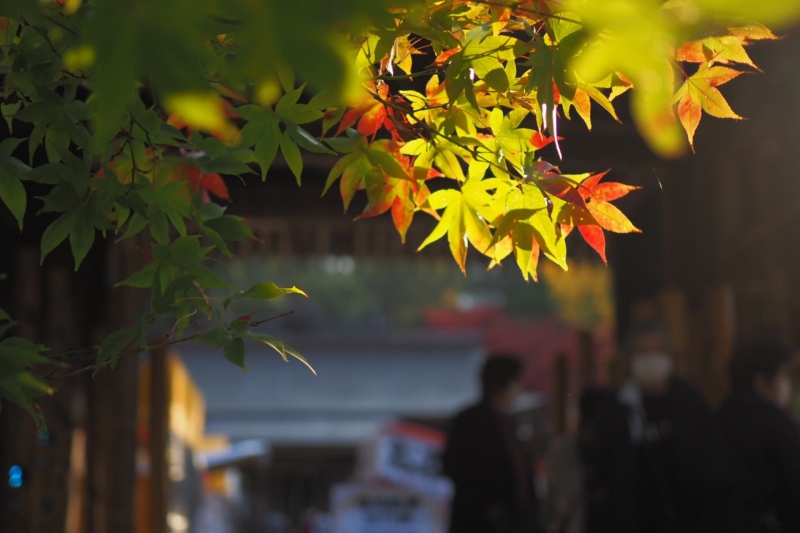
442,323,800,533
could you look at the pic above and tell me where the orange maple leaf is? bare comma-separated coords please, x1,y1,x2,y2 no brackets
336,82,392,138
676,66,745,148
558,171,641,263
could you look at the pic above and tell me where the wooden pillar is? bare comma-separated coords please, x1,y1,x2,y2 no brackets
0,246,43,533
86,237,141,533
29,265,82,533
148,347,170,533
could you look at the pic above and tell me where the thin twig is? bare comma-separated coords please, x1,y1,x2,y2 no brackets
42,14,79,37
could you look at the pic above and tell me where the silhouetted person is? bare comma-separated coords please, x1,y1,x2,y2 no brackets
705,337,800,533
586,320,709,533
443,355,539,533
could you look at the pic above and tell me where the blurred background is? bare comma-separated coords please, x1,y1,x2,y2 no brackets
3,25,800,533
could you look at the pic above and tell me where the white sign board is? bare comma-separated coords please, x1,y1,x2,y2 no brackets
331,483,448,533
360,422,453,499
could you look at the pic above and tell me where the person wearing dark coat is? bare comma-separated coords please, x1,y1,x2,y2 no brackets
703,337,800,533
442,355,539,533
585,320,710,533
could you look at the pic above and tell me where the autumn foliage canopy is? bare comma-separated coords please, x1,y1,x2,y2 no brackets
0,0,798,422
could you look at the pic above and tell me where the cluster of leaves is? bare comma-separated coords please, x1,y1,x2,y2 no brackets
317,0,796,278
0,306,51,426
0,0,797,422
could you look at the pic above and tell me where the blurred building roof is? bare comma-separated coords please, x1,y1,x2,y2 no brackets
178,332,485,446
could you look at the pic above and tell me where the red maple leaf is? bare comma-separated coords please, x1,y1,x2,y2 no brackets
173,162,230,204
530,131,558,149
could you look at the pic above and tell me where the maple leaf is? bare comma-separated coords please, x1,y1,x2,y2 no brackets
354,148,442,242
490,209,543,281
571,88,592,129
675,66,745,148
677,36,759,70
579,172,639,234
566,82,622,131
728,24,778,41
172,162,230,204
418,187,493,274
677,26,777,70
554,171,640,263
484,181,572,280
530,131,557,149
432,47,462,67
579,225,607,262
380,36,422,76
357,177,416,238
527,161,587,209
336,82,392,138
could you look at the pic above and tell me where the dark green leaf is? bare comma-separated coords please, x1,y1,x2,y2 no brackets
286,123,335,154
37,184,81,214
279,104,324,125
96,328,139,370
201,155,253,176
171,236,202,266
0,169,26,230
197,202,226,221
196,327,230,348
149,207,170,244
204,215,255,241
44,128,71,163
41,211,77,263
0,338,49,372
0,138,24,158
275,85,305,114
280,131,303,184
202,226,232,256
69,211,96,270
255,119,282,180
117,213,148,242
116,264,157,288
223,337,247,371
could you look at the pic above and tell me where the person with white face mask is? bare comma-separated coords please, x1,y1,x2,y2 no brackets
705,337,800,533
584,320,710,533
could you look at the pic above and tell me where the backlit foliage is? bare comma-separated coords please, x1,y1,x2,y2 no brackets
0,0,797,422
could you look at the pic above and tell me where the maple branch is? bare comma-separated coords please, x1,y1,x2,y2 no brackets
43,311,297,379
375,67,443,81
211,15,245,26
42,14,79,37
365,86,527,181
